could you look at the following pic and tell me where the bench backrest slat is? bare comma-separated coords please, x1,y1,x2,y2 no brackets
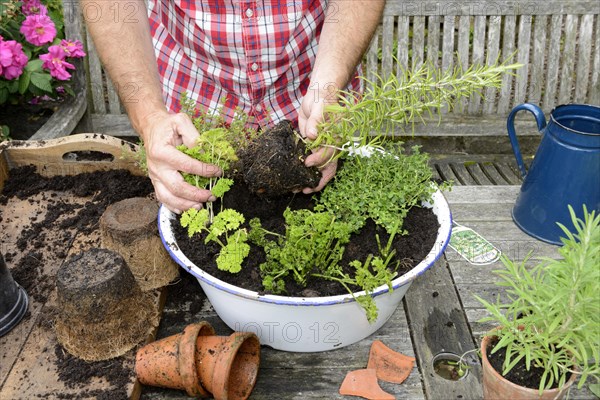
66,0,599,124
365,1,599,115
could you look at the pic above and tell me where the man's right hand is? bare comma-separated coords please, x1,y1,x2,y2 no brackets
141,111,221,214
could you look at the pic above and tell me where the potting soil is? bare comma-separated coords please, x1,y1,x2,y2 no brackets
173,181,439,297
0,165,154,397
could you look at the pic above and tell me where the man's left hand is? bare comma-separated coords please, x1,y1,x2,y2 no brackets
298,82,339,194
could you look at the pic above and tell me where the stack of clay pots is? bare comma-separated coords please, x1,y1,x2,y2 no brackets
135,322,261,400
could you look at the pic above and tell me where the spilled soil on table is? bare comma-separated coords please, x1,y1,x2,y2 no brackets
172,181,439,297
0,166,153,396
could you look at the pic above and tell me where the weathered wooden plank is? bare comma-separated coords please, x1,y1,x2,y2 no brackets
450,163,479,185
455,15,471,114
396,15,410,73
426,15,441,69
478,163,511,185
574,14,594,103
448,202,513,222
441,15,456,71
144,367,423,400
435,164,461,184
107,76,122,115
382,0,600,17
91,114,137,137
443,185,520,204
412,16,425,69
365,27,379,87
0,194,67,388
591,17,600,105
513,15,532,105
558,15,579,104
493,162,523,185
404,259,484,400
483,15,502,114
543,15,563,111
497,15,516,114
528,15,548,104
61,0,84,42
380,16,395,79
464,163,494,185
468,16,487,114
86,29,107,115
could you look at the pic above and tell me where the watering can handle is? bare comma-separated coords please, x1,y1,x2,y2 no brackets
507,103,547,178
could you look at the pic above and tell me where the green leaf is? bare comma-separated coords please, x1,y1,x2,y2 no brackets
211,178,233,198
216,231,249,273
18,70,31,95
180,208,209,237
0,88,8,104
25,59,44,73
7,79,19,93
207,209,244,242
62,84,76,97
30,72,53,93
588,383,600,398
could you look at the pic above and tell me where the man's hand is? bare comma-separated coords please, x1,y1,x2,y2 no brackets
141,111,221,213
298,83,339,194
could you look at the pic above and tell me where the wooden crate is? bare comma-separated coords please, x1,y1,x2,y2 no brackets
0,134,164,399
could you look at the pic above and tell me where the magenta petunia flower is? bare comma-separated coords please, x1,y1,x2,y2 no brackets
60,40,86,58
20,14,57,46
0,39,29,80
40,45,75,80
22,0,48,16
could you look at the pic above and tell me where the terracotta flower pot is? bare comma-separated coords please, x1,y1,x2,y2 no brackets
480,334,577,400
135,322,260,400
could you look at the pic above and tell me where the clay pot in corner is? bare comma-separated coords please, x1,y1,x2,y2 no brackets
481,334,577,400
135,322,260,400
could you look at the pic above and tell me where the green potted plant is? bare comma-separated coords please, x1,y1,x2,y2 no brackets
476,206,600,399
0,0,87,140
158,60,521,352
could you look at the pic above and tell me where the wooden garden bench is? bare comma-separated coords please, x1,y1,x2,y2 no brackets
64,0,599,143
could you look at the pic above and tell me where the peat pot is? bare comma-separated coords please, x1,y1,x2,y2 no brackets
0,253,29,337
158,190,452,352
507,103,600,245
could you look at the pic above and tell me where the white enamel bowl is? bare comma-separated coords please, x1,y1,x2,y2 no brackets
158,189,452,352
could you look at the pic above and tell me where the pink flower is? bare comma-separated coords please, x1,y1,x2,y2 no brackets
0,39,29,80
40,46,75,80
22,0,48,16
20,14,57,46
60,40,86,58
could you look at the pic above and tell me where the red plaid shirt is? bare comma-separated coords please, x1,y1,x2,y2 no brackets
147,0,361,129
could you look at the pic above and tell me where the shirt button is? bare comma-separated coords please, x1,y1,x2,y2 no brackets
251,63,259,71
245,8,253,18
255,104,263,112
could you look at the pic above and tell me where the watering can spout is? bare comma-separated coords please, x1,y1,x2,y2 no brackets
507,103,600,245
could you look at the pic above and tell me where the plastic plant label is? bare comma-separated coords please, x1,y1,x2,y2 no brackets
449,223,501,265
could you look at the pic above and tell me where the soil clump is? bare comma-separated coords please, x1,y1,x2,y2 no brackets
237,120,321,196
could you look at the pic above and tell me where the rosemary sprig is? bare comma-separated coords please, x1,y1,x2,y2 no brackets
308,59,523,151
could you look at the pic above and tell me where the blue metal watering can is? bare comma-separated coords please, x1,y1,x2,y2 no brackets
507,103,600,245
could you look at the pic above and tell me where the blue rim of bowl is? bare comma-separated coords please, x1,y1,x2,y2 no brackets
158,190,452,307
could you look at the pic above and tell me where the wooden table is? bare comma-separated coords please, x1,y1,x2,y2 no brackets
140,185,595,400
1,182,595,399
